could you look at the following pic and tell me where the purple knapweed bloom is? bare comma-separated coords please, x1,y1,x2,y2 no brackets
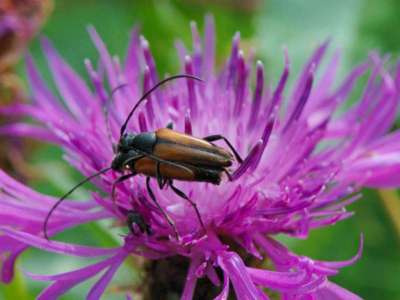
1,15,400,299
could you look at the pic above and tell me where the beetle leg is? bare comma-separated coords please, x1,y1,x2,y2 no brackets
203,135,243,163
166,121,174,129
156,162,168,189
224,169,233,181
112,172,137,212
161,179,168,189
156,162,163,188
168,180,206,232
146,177,179,240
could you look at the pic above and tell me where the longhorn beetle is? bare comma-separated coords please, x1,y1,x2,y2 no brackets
43,74,243,240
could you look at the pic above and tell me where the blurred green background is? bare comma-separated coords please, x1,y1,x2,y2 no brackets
2,0,400,299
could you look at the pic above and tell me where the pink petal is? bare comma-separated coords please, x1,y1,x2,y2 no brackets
218,251,269,300
313,281,363,300
1,227,119,257
87,253,127,300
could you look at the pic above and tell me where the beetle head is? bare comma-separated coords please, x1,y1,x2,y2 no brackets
111,149,139,172
112,133,138,172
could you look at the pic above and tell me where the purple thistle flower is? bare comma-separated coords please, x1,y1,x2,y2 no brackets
1,15,400,299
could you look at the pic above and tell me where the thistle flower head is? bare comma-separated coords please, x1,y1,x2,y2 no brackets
1,15,399,299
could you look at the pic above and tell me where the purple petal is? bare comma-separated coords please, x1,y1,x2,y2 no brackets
25,54,61,111
34,251,124,300
290,40,328,105
1,247,25,283
181,257,201,300
1,227,119,257
124,26,141,89
218,251,269,300
313,281,363,300
0,123,59,143
250,118,274,171
283,68,314,132
233,50,248,116
265,47,290,118
248,61,265,130
214,272,230,300
41,37,96,118
318,234,363,269
37,279,78,300
203,14,215,77
225,32,240,89
185,55,198,118
231,140,263,180
87,253,126,300
88,26,118,88
247,267,309,290
27,251,126,282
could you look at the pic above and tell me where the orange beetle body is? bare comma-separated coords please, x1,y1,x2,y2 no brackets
114,128,234,185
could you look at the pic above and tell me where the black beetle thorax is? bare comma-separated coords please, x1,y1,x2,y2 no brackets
117,133,136,153
131,132,157,153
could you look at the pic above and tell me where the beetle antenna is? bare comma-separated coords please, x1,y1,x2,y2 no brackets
120,74,203,136
43,167,112,240
104,84,128,152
